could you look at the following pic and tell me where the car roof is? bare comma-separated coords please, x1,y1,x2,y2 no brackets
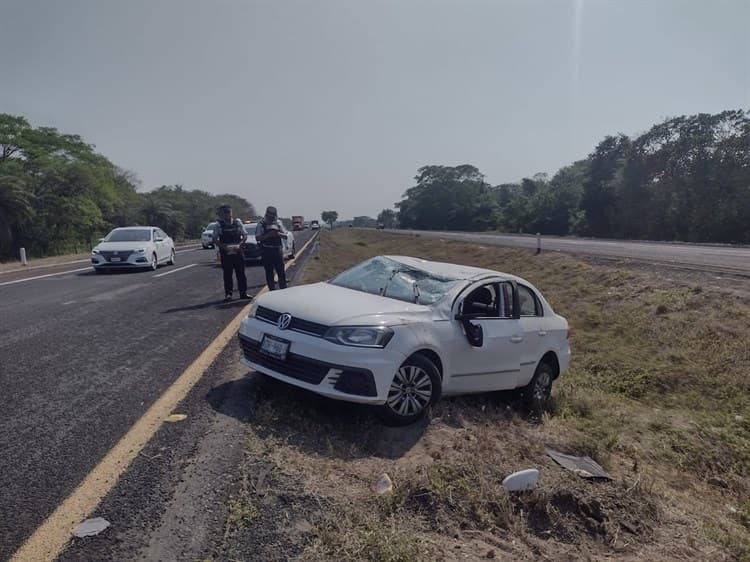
384,255,509,281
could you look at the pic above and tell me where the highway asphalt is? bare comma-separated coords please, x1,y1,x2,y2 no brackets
0,232,314,560
389,230,750,275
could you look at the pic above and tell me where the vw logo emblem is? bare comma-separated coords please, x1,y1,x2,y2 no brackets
277,313,292,330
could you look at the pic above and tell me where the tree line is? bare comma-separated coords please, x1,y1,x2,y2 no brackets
0,114,255,259
383,110,750,243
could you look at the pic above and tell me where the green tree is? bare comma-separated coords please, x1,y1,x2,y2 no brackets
0,175,34,254
376,209,397,228
321,211,338,229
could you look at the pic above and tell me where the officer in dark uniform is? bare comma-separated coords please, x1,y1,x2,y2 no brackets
255,206,288,291
212,205,251,301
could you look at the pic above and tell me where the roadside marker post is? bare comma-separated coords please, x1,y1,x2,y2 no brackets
536,233,541,255
20,247,27,266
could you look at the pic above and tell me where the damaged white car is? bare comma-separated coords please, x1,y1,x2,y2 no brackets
238,255,570,425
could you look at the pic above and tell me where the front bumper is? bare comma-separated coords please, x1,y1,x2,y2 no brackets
238,317,407,405
242,244,262,262
91,255,151,269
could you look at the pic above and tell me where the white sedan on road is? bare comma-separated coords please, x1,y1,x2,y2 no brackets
91,226,176,273
238,255,570,425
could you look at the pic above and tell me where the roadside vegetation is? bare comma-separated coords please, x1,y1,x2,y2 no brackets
379,110,750,245
0,114,254,260
223,229,749,561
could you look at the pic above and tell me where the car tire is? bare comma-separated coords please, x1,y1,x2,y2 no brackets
377,354,441,426
520,361,554,414
168,249,175,265
202,244,207,249
150,253,158,271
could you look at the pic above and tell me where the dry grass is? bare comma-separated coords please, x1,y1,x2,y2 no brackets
232,229,749,561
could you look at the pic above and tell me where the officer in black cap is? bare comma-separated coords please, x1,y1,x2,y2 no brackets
212,204,250,301
255,206,288,291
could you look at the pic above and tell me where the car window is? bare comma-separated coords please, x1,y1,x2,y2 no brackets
244,224,257,235
462,284,499,317
518,285,541,316
105,229,151,242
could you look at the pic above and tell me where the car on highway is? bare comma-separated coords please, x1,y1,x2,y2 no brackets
310,220,320,230
238,255,570,425
201,222,217,249
91,226,175,273
214,222,296,265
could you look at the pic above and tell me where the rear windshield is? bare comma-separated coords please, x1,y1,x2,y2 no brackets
329,256,460,305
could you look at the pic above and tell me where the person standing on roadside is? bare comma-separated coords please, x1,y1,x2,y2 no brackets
212,205,251,301
256,206,288,291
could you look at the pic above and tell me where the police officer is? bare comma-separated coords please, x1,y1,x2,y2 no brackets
212,204,251,301
255,206,288,291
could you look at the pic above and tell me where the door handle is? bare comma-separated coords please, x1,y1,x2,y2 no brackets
510,335,523,343
538,330,547,337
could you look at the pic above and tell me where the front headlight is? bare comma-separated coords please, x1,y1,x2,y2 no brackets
324,326,394,348
91,249,100,255
248,300,260,318
134,248,146,253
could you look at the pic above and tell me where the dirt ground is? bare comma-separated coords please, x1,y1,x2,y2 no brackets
219,230,749,561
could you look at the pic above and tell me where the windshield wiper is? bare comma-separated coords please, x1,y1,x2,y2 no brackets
380,267,401,297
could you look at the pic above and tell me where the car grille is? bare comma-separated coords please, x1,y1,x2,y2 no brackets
100,250,134,261
239,336,330,384
256,306,329,337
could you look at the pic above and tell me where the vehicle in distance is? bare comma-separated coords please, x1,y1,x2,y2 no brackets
92,227,175,273
201,222,217,249
292,216,304,231
238,255,570,425
376,223,385,230
310,220,320,230
303,221,310,229
215,222,296,265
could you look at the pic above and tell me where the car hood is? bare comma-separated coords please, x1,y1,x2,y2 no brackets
94,241,153,251
257,282,432,326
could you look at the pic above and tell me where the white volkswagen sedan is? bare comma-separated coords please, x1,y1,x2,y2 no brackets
91,226,176,273
238,255,570,425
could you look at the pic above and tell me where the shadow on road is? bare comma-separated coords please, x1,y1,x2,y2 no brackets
162,299,253,313
206,373,428,461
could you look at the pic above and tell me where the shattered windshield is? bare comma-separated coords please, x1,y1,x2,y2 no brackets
329,256,460,305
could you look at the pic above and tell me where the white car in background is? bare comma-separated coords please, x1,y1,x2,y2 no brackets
238,255,570,425
91,226,176,273
201,222,217,249
214,222,296,266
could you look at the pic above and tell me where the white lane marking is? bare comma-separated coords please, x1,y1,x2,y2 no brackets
153,263,198,278
0,267,92,287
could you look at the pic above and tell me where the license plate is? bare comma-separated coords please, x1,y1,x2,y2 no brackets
110,257,121,262
260,335,290,360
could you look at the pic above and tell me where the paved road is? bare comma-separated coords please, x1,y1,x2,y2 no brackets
387,230,750,275
0,232,314,560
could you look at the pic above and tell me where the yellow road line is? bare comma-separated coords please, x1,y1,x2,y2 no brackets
11,233,318,562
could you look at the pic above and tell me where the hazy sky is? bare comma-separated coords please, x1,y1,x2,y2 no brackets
2,0,748,220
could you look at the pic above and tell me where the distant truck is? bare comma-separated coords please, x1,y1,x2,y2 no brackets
292,215,304,231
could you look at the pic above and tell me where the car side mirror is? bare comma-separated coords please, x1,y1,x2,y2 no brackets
463,319,484,347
